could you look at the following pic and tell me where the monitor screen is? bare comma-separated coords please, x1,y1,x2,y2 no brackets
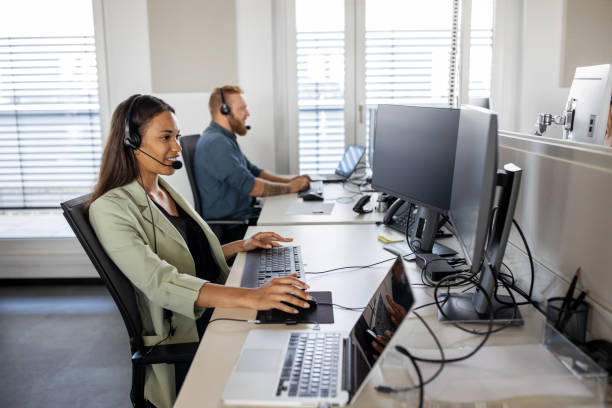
371,104,460,212
335,144,366,177
449,106,498,274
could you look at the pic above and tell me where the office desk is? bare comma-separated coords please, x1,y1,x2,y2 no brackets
257,183,384,226
175,224,605,408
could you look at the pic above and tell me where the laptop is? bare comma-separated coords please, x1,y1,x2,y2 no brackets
241,246,304,288
309,144,366,182
222,256,414,406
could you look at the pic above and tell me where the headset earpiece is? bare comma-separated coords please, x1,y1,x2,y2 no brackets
219,88,230,115
123,94,142,148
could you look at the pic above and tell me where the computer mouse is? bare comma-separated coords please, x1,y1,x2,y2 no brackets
302,192,324,201
284,292,318,309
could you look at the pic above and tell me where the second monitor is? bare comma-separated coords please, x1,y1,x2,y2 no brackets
372,104,459,259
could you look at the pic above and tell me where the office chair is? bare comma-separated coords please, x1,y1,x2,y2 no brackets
179,134,258,244
61,194,198,408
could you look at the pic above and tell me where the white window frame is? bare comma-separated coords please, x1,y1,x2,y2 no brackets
273,0,487,174
0,0,111,209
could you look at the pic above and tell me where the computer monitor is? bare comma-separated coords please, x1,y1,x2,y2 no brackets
565,64,612,145
372,104,460,261
371,104,460,213
449,107,498,275
439,106,523,325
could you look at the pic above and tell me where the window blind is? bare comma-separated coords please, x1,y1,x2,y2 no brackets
296,31,345,174
0,35,101,208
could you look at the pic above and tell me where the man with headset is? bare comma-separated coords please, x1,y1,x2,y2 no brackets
194,85,310,241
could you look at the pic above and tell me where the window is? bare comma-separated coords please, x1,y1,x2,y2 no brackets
469,0,494,99
291,0,493,174
296,0,345,174
0,0,102,208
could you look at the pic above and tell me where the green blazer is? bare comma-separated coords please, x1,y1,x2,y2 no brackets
89,178,230,408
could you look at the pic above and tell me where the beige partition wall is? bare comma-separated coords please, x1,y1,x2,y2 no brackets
147,0,238,92
561,0,612,86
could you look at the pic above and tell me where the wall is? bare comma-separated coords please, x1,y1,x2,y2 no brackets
561,0,612,86
147,0,238,93
97,0,277,199
494,0,612,139
493,0,568,138
500,131,612,340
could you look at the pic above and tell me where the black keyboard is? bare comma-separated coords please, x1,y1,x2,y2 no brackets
256,246,304,286
276,333,341,398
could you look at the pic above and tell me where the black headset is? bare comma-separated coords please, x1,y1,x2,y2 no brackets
219,88,230,115
123,94,143,149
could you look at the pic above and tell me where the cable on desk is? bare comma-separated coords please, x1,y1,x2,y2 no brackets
376,346,424,408
375,309,445,394
317,302,365,311
498,264,545,314
305,257,397,275
512,218,535,301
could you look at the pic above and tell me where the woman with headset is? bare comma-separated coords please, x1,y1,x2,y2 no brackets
88,94,311,408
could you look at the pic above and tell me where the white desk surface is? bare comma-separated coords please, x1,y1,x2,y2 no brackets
256,183,384,226
174,224,599,408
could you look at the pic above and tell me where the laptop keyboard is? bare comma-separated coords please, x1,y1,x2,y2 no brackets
257,246,304,287
276,333,341,398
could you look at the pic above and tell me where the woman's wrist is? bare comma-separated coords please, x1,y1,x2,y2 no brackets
239,287,256,309
222,239,246,259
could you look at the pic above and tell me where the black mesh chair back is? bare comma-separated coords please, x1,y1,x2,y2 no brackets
61,194,196,407
178,133,253,244
179,134,203,215
61,194,144,352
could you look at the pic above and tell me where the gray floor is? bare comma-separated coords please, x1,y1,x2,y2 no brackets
0,283,132,407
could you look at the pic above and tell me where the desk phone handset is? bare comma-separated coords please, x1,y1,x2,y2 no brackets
382,199,413,228
353,195,372,214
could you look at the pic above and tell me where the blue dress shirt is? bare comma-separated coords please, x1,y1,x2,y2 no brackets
194,122,262,220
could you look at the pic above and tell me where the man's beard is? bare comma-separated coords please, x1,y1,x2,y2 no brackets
229,114,248,136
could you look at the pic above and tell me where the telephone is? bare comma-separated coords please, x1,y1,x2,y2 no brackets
382,199,455,241
353,194,372,214
382,199,416,233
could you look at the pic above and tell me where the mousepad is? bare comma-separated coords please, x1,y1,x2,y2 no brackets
256,291,333,324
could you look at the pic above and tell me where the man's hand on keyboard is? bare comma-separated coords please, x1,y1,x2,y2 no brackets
289,176,310,193
247,274,311,314
242,232,293,251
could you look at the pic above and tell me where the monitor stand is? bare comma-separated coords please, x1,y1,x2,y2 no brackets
431,242,457,257
438,164,524,326
437,263,523,326
408,206,459,281
437,293,522,325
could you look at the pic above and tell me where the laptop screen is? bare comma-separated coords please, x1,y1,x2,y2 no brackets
348,256,414,394
335,144,366,178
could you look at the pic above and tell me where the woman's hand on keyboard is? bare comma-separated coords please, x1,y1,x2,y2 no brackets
247,274,310,314
242,232,293,251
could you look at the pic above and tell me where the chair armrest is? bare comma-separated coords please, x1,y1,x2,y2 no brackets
132,342,199,365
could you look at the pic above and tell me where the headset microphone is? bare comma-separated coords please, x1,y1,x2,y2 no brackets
135,146,183,169
246,125,251,130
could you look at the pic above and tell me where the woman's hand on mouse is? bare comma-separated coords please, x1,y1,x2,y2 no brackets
247,274,311,314
241,232,293,252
